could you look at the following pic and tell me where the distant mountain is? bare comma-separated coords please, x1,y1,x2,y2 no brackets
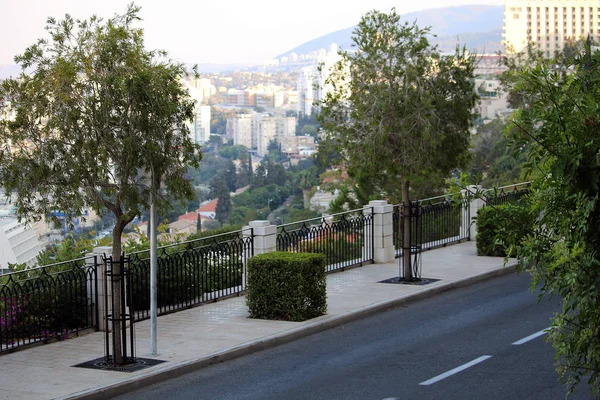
279,5,504,57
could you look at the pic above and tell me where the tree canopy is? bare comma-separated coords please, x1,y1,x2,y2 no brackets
318,8,478,279
505,41,600,396
0,5,202,363
0,5,202,257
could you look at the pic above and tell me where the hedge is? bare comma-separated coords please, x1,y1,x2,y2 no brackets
246,252,326,322
476,204,533,257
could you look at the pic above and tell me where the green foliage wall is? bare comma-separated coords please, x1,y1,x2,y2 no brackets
476,204,533,257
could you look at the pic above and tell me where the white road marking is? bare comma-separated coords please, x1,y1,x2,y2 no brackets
512,328,549,345
419,355,492,386
380,398,400,400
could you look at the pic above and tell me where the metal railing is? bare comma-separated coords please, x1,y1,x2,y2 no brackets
394,195,470,257
483,182,530,207
127,229,254,321
0,256,99,353
276,208,374,273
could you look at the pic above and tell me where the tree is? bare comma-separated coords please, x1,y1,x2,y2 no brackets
226,159,237,192
236,153,251,188
212,178,231,224
504,41,600,396
0,5,202,364
318,9,477,280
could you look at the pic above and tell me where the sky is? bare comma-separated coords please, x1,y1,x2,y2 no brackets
0,0,504,66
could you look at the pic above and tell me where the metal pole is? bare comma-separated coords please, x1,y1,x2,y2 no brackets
150,186,158,355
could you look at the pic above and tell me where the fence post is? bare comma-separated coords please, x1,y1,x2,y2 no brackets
86,245,112,332
244,220,277,256
463,185,484,241
364,200,395,264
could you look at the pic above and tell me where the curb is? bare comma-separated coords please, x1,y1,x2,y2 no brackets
62,263,517,400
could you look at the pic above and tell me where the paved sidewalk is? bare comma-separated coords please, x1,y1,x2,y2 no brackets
0,242,516,400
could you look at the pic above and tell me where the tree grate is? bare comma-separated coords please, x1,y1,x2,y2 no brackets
72,357,167,373
378,277,440,286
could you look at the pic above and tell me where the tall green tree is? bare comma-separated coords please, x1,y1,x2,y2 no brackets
213,179,231,224
505,41,600,396
0,5,202,363
318,9,477,280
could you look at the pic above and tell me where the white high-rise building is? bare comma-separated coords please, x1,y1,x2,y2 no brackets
183,80,211,144
504,0,600,57
191,105,211,144
254,114,277,157
228,114,253,149
296,44,341,116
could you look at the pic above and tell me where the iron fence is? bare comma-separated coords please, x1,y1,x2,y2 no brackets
394,195,470,257
276,208,374,273
0,256,99,353
483,182,530,207
127,229,254,321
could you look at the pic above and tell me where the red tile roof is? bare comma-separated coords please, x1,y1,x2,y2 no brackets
198,199,218,213
178,211,199,223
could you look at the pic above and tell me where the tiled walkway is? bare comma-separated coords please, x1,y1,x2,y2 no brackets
0,242,515,400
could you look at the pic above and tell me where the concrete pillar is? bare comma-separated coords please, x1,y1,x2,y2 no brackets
244,220,277,255
364,200,395,264
87,246,112,332
242,220,277,290
463,185,485,240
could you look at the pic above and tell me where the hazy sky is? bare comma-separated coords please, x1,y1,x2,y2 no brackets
0,0,504,66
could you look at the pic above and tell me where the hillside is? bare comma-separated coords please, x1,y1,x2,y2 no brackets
279,4,504,56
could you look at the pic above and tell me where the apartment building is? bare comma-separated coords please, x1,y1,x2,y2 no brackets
504,0,600,57
227,113,253,149
253,114,277,157
0,217,45,274
296,44,341,116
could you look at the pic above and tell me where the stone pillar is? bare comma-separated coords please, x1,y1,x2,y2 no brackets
463,185,484,241
87,246,112,332
364,200,395,264
244,220,277,255
242,220,277,289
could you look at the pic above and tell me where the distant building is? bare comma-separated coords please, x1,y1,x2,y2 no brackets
227,113,253,149
296,44,341,116
475,78,511,120
253,113,277,156
503,0,600,57
183,80,212,144
0,217,45,274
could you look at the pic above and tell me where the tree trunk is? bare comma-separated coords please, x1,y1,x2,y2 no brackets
402,179,413,281
111,222,125,364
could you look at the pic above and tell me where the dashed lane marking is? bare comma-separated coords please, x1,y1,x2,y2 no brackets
419,355,492,386
512,328,549,345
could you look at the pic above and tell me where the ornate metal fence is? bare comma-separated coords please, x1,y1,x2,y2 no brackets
0,256,99,353
394,195,470,257
483,182,530,207
276,208,374,273
127,229,254,322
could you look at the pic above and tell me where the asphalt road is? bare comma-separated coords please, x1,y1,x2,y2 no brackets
116,273,591,400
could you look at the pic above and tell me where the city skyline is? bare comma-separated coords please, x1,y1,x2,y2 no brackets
0,0,503,66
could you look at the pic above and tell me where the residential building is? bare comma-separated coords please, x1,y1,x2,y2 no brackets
190,105,211,144
227,113,253,149
297,44,341,116
0,216,45,274
276,116,296,141
475,78,511,120
503,0,600,57
184,80,211,144
253,113,277,156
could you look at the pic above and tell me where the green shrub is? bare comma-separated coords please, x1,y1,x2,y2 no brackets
476,204,533,257
297,232,363,265
246,252,326,322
